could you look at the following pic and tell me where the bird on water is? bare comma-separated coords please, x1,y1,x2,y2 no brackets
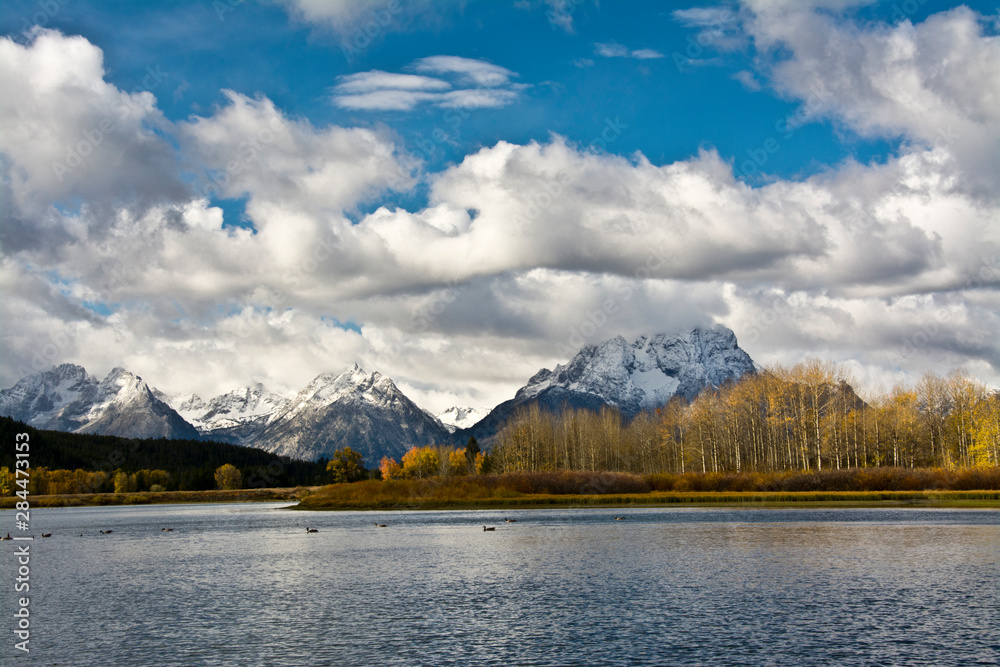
483,525,496,531
306,527,318,533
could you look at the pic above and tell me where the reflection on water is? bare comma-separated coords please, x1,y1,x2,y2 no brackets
2,505,998,666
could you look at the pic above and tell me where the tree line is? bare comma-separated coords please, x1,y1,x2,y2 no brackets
0,416,328,493
491,361,1000,475
376,440,489,480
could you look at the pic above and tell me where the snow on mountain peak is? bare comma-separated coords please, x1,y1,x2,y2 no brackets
436,406,491,433
514,325,755,414
0,364,198,439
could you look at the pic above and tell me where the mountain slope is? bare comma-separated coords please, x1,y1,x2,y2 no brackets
0,364,200,440
435,406,490,433
250,365,451,463
462,326,756,442
172,383,290,443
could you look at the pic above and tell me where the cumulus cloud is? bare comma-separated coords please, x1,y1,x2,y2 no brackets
181,91,412,216
743,3,1000,196
2,6,999,410
0,29,187,252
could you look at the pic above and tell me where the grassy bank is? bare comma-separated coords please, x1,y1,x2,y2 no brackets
298,488,1000,510
7,468,999,510
297,469,1000,510
0,486,316,508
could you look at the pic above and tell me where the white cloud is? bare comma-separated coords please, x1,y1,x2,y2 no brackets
544,0,578,33
732,69,761,90
412,55,515,87
332,56,524,111
181,90,413,216
595,42,630,58
333,70,451,94
0,29,186,244
595,42,665,60
2,9,999,411
743,4,1000,194
631,49,665,60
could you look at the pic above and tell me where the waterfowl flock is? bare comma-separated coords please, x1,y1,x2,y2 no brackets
0,512,638,544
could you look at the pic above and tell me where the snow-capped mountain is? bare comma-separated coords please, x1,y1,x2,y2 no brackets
171,383,290,443
1,327,755,461
435,406,491,433
0,364,200,439
463,326,756,441
248,364,452,464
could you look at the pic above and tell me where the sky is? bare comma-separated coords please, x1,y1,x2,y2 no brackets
1,0,998,412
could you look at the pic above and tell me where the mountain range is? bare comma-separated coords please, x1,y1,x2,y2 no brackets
0,326,756,463
0,364,199,440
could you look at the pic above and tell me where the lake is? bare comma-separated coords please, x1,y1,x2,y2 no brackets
2,504,998,666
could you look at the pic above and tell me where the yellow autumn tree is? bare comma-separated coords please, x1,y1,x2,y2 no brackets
446,448,467,476
401,446,440,479
971,394,1000,467
379,456,404,480
214,464,243,490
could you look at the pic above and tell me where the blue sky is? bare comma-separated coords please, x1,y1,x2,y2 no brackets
1,0,998,409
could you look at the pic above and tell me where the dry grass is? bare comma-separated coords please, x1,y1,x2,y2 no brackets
297,468,1000,510
0,486,316,508
7,468,998,510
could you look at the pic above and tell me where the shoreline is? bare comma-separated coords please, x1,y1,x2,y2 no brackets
297,489,1000,510
0,487,315,509
3,488,998,511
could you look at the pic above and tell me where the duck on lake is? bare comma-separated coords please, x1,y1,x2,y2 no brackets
483,526,496,531
374,523,387,528
41,533,51,538
306,527,318,533
504,517,517,523
100,530,113,534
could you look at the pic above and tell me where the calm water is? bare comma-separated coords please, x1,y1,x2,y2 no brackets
1,504,998,666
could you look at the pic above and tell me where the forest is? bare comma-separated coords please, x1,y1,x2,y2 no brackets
490,361,1000,475
0,416,328,493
